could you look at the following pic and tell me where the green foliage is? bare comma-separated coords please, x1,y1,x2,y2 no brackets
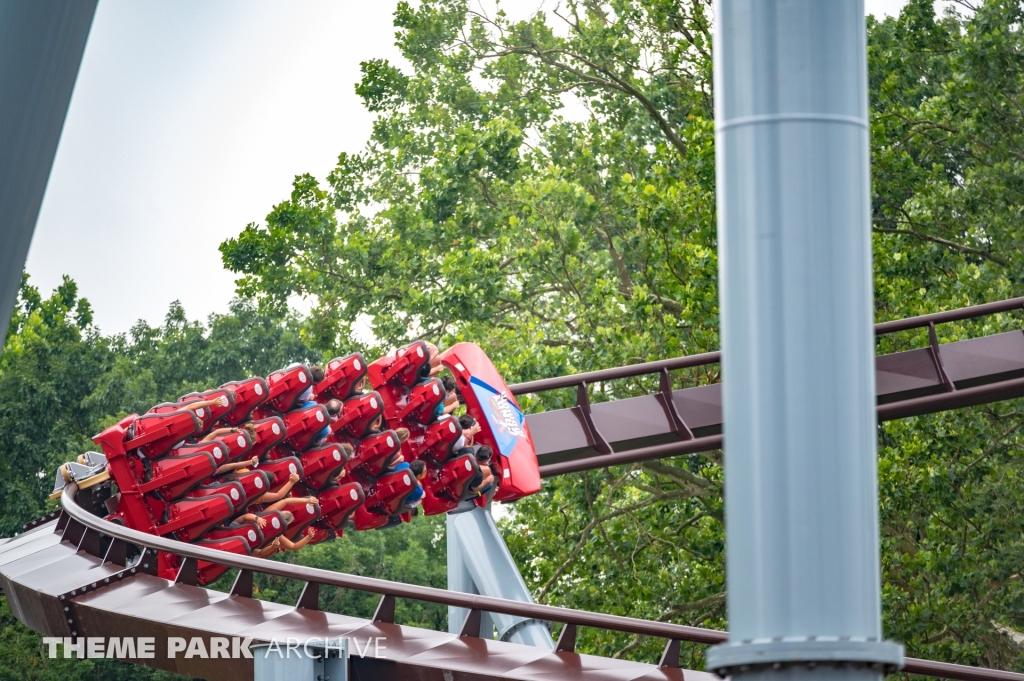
219,0,1024,670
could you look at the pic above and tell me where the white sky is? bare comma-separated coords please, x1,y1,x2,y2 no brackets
26,0,911,336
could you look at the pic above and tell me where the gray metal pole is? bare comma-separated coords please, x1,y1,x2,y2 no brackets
446,508,554,648
706,2,903,679
0,1,97,344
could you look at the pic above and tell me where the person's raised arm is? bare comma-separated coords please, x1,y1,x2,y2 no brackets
201,427,235,442
215,456,259,476
279,531,313,552
256,473,300,504
181,395,229,414
263,495,318,514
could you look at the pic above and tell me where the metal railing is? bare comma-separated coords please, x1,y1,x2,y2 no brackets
511,296,1024,477
55,484,1024,681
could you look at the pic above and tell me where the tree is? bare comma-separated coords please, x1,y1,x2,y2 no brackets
220,0,1024,670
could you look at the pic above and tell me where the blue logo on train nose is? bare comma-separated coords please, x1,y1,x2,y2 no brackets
469,376,525,457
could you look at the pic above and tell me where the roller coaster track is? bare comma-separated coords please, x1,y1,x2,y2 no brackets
4,297,1024,680
515,296,1024,476
0,485,1019,681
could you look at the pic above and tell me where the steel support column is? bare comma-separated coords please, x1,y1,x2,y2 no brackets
707,2,903,678
446,507,554,648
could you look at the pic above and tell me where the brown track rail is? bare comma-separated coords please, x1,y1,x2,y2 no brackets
514,297,1024,476
0,485,1018,681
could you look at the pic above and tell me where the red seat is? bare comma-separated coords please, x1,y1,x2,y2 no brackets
195,536,251,585
404,415,461,463
137,451,218,501
205,520,264,552
248,416,286,460
258,456,303,494
299,444,349,490
125,410,201,459
188,480,247,514
176,388,236,429
372,341,431,388
317,482,364,531
305,525,334,545
157,494,235,543
421,454,479,515
314,353,366,401
220,377,269,424
397,378,445,425
281,404,330,451
204,430,253,462
333,391,384,439
223,470,272,506
353,469,417,531
265,365,314,413
283,498,321,540
256,510,288,543
347,430,400,477
168,441,229,468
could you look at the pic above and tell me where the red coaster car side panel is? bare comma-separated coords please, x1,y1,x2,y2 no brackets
439,342,541,501
265,365,314,413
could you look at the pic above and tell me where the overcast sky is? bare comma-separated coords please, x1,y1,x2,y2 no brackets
25,0,912,336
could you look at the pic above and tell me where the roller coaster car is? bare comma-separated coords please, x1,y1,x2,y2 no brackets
258,457,302,494
316,481,365,532
404,415,461,463
247,416,286,460
158,493,235,543
123,410,202,460
420,454,479,516
264,365,314,414
137,451,219,501
335,391,384,439
203,430,252,462
397,377,445,425
176,388,236,427
281,404,330,451
352,468,417,531
187,480,247,514
346,430,400,478
222,470,272,507
283,499,321,540
314,353,366,402
440,342,541,502
219,377,269,425
299,444,349,490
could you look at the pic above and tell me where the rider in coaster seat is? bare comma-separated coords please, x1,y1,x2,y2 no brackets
299,442,351,490
397,378,446,425
281,404,331,452
188,479,247,514
176,389,236,431
346,429,401,478
198,424,256,461
138,449,219,501
262,364,320,414
246,416,287,460
124,410,202,459
314,353,367,402
219,377,269,424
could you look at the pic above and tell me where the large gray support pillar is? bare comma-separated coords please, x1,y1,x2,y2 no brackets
706,2,903,679
447,507,554,648
0,1,97,344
